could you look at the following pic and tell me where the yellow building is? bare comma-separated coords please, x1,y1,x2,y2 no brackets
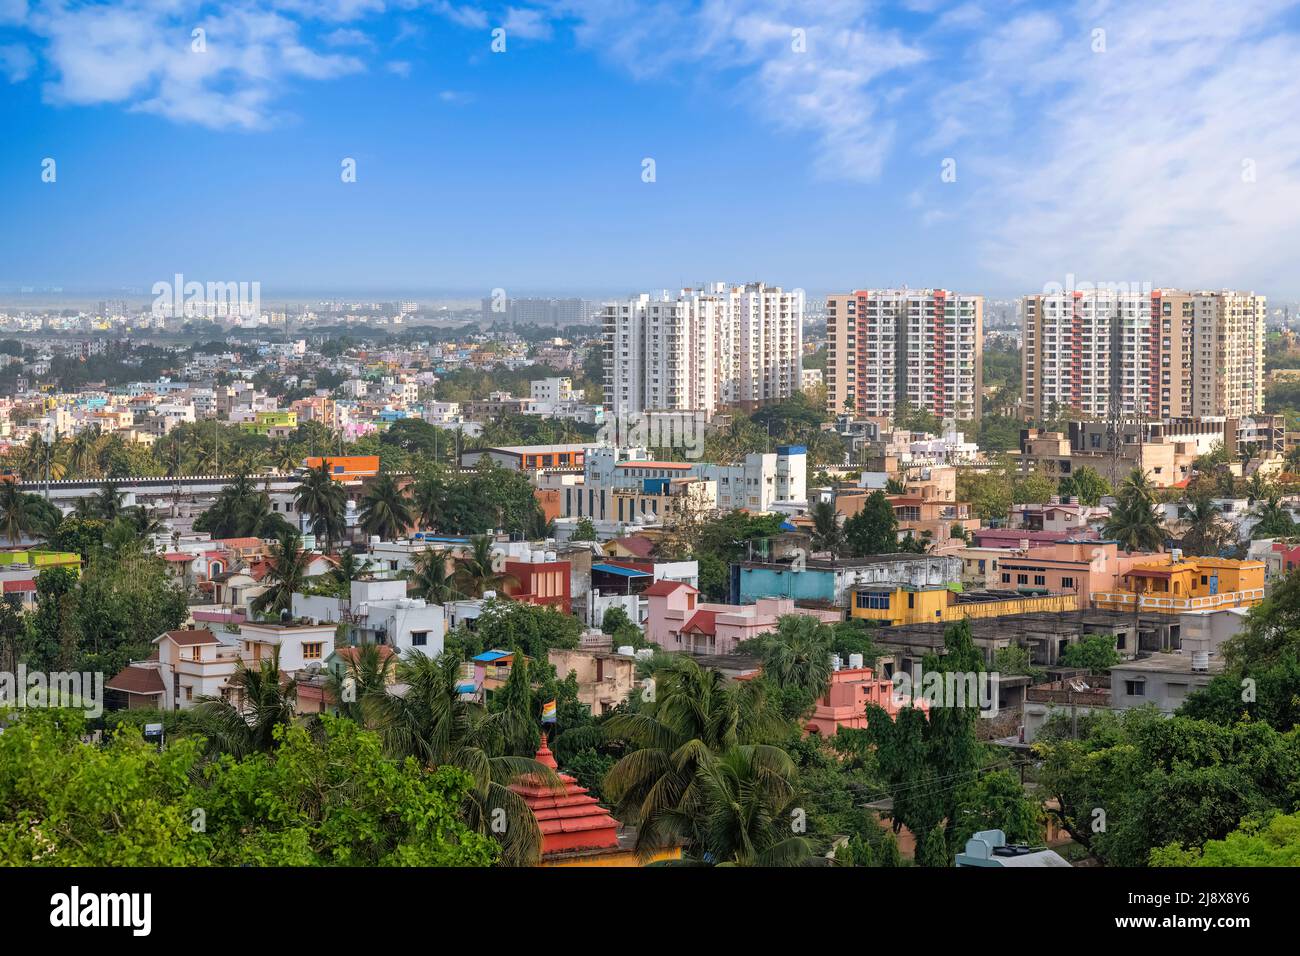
1092,556,1265,614
849,585,1079,626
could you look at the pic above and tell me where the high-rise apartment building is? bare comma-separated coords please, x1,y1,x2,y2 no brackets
825,289,983,422
602,282,803,416
1022,289,1265,422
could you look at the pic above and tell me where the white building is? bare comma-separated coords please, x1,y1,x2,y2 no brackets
603,282,803,417
292,578,445,657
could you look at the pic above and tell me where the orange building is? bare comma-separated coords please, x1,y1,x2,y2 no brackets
303,455,381,481
1093,555,1266,614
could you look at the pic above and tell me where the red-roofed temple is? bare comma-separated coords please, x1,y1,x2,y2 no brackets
509,733,681,867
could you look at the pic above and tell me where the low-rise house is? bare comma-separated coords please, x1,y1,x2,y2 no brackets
548,647,638,716
238,619,336,672
292,578,445,657
644,581,840,656
105,628,242,711
1092,554,1265,614
848,584,1078,627
1110,652,1224,714
737,553,961,610
804,662,928,736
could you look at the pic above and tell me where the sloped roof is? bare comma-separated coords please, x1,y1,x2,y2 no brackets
156,629,219,647
105,665,166,695
643,579,696,597
609,536,655,558
680,609,718,636
508,735,621,857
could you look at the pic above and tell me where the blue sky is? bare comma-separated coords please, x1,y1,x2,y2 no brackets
4,0,1300,300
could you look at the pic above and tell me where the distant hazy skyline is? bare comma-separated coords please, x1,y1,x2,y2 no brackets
5,1,1300,297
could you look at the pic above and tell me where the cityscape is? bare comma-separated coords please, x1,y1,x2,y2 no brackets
1,0,1295,933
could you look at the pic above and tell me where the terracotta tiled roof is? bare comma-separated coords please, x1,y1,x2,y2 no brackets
643,579,695,597
214,537,264,549
331,645,398,665
157,628,218,647
105,665,166,696
680,609,718,636
509,735,621,857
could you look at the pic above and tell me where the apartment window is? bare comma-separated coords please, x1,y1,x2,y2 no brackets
856,591,891,610
1061,577,1075,589
1002,573,1011,584
303,642,323,661
1017,574,1029,585
411,631,428,647
1124,679,1145,697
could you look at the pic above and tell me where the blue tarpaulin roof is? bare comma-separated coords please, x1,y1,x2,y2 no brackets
592,563,651,577
471,650,513,662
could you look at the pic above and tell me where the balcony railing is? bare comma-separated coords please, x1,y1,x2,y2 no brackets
1092,588,1264,612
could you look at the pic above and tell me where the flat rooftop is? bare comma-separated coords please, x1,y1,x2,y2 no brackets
1112,652,1226,675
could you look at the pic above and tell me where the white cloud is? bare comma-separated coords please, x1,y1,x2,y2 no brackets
502,6,551,40
429,1,487,29
386,59,411,75
926,0,1300,290
19,1,366,129
552,0,927,182
324,27,374,47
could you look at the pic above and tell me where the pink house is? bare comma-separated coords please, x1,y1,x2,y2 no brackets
977,540,1168,601
644,581,841,656
804,667,930,736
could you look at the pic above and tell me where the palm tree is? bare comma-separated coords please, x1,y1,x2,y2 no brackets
685,746,813,866
603,655,787,858
295,462,347,553
454,535,514,597
1180,495,1226,556
810,500,843,555
327,548,371,598
191,654,298,758
410,470,446,530
1245,472,1273,506
69,427,103,478
1103,468,1165,552
358,473,413,542
0,481,33,545
366,650,560,866
1250,493,1297,539
250,531,311,618
25,495,63,543
410,547,458,603
20,433,67,482
324,643,396,723
751,615,835,703
94,480,125,521
124,504,164,540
